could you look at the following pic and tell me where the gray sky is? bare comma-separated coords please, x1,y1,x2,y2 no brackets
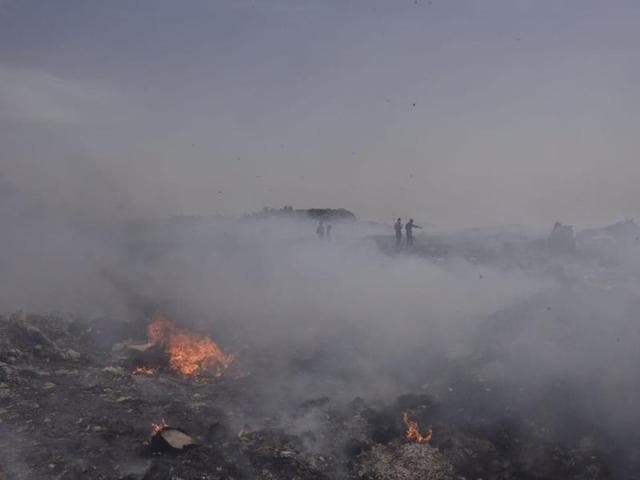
1,0,639,227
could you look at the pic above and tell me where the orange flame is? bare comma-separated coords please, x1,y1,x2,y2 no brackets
147,312,236,377
132,366,157,376
402,411,432,443
148,313,174,344
150,419,167,439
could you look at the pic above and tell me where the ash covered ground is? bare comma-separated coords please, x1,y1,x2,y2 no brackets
2,216,640,479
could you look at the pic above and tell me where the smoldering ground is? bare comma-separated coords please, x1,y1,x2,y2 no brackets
109,216,549,402
2,177,640,476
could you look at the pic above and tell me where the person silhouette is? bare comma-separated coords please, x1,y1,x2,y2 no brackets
405,218,422,247
394,218,403,247
316,221,325,239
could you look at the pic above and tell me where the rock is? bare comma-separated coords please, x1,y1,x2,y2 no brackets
62,349,81,361
102,366,127,376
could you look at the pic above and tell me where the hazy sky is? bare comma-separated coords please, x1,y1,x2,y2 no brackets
1,0,639,227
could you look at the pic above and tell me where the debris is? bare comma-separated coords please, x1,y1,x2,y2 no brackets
8,321,65,359
0,312,618,478
62,349,81,361
132,366,156,376
149,421,197,453
355,442,455,480
102,366,127,376
158,429,197,450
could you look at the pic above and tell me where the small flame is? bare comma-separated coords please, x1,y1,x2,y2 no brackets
148,314,174,344
146,312,236,377
150,419,167,439
132,366,157,376
402,411,432,443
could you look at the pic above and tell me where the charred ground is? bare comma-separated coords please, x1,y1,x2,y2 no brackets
2,218,640,479
0,309,622,479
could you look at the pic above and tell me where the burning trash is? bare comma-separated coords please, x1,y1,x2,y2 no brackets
150,419,168,439
148,419,197,453
132,366,157,376
137,312,236,377
403,411,433,444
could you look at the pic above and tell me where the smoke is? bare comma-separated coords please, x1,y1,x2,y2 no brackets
0,158,142,317
109,216,547,405
0,170,545,376
1,190,549,406
2,164,640,474
3,2,640,475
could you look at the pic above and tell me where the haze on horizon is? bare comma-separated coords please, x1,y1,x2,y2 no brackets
1,0,639,228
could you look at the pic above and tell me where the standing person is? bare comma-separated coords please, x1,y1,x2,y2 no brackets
316,221,325,240
394,218,403,248
326,224,332,240
405,218,422,247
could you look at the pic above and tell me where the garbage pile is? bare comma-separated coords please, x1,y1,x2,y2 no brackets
0,312,615,479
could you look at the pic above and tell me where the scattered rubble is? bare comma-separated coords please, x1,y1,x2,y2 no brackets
149,425,197,453
355,442,455,480
0,313,620,479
